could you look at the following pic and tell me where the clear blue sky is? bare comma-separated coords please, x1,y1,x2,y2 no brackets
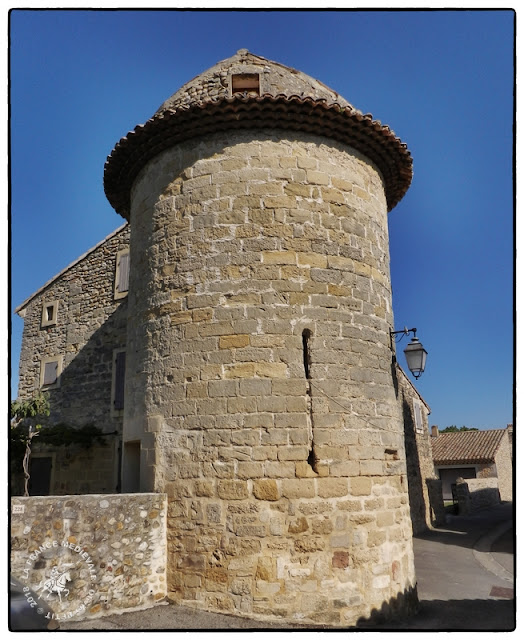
9,9,514,430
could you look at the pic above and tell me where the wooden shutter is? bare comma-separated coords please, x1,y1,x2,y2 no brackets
413,398,423,432
114,351,126,410
117,252,130,293
43,360,58,386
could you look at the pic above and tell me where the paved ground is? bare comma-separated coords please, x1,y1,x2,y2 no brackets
62,502,515,631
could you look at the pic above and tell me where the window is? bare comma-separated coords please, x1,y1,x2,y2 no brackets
41,300,58,328
112,349,126,413
114,249,130,300
40,356,63,389
413,398,424,433
231,73,260,96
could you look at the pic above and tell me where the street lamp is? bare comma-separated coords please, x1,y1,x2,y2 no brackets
390,327,428,379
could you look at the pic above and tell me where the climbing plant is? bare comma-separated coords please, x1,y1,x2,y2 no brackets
10,393,107,496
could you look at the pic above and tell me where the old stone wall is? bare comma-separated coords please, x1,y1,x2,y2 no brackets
157,49,352,114
124,129,417,626
10,441,121,497
10,493,166,623
15,225,130,494
455,478,501,514
396,366,444,533
494,431,513,502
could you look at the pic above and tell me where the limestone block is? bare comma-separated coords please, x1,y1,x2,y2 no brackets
350,477,372,496
317,478,349,498
253,479,280,501
219,334,250,349
217,480,249,500
281,479,315,499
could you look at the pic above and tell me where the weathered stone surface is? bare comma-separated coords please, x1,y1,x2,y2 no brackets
13,225,129,495
122,126,416,626
15,50,419,628
10,494,167,622
252,479,280,502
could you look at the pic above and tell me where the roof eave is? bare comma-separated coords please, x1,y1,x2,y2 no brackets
14,223,129,315
104,95,413,219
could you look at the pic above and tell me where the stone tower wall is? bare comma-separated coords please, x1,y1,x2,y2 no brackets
124,130,416,626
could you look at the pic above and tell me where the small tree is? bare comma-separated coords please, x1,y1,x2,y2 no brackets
10,392,50,496
10,393,108,496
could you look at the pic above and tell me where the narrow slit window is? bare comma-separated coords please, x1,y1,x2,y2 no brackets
231,73,260,96
302,329,312,380
113,350,126,411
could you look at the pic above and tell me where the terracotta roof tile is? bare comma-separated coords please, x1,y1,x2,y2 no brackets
104,94,412,219
431,429,507,465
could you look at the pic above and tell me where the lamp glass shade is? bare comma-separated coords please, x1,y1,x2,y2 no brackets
403,337,427,378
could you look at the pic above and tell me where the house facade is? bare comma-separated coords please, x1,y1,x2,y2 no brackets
396,367,444,534
14,50,433,626
431,428,513,502
14,224,130,495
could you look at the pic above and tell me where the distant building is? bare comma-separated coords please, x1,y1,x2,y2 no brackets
431,427,512,502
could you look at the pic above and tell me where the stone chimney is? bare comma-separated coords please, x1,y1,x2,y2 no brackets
431,425,439,438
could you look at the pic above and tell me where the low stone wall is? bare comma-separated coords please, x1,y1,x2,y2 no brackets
455,478,500,515
10,493,167,624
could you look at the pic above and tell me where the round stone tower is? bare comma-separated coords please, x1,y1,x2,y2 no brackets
104,50,416,627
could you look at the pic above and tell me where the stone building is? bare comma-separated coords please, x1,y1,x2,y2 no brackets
396,367,444,534
15,50,428,626
104,49,417,626
14,224,130,495
431,428,513,503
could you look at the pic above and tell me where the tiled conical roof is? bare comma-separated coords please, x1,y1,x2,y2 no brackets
104,50,413,219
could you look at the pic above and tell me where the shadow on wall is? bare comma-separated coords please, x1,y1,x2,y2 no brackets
401,396,444,532
357,596,515,631
353,585,419,628
401,397,426,532
454,479,501,515
12,303,128,496
45,302,127,428
426,478,446,525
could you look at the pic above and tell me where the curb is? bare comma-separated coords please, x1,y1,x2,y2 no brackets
472,519,513,583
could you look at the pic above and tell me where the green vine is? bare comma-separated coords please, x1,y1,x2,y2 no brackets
10,393,108,493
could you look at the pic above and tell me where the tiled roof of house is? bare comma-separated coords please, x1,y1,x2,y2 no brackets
104,50,412,219
431,429,507,465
